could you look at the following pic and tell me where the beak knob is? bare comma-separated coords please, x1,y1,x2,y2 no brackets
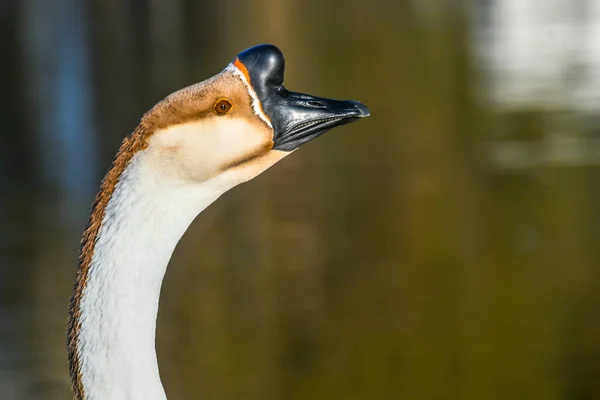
236,44,285,95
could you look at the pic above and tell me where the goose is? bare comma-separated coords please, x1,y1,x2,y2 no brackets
66,44,369,400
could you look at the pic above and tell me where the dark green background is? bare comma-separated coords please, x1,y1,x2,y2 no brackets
1,1,599,399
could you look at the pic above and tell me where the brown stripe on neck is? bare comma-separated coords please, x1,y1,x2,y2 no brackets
66,116,156,398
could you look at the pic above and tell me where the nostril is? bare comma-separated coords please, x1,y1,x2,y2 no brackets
307,100,324,107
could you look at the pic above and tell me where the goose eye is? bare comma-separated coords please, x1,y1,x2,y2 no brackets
214,99,233,115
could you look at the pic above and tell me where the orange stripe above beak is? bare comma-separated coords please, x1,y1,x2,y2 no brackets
233,58,252,84
233,58,271,124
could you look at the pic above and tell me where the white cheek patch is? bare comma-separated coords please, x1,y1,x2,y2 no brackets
225,63,273,129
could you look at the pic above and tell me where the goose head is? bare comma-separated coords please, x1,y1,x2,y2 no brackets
140,44,369,188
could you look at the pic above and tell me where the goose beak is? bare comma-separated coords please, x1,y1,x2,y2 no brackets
233,44,370,152
269,93,370,152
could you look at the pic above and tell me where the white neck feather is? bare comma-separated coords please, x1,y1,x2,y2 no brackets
77,150,236,400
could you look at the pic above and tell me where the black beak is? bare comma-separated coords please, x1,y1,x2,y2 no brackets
234,44,370,151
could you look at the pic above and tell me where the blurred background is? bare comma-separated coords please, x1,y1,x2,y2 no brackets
1,0,600,399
